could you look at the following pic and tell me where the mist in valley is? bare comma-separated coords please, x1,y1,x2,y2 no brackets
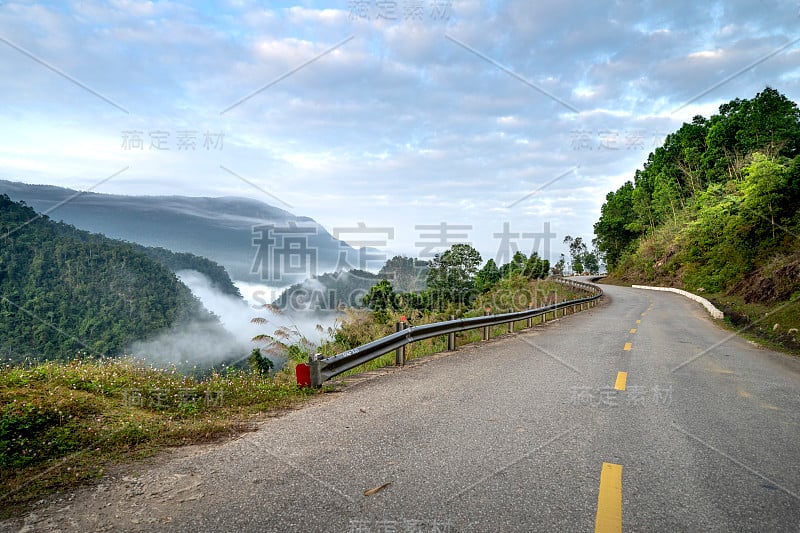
129,270,340,372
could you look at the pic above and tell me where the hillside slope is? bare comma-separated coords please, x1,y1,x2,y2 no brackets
0,195,228,362
594,87,800,349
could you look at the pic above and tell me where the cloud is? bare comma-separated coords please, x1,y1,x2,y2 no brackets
0,0,798,264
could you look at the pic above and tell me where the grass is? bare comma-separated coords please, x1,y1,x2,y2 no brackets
0,358,317,518
708,293,800,355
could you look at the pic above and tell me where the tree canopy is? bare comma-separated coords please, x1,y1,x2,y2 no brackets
593,87,800,295
426,244,482,309
0,195,217,362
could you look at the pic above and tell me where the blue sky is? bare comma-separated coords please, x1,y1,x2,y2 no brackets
1,0,799,266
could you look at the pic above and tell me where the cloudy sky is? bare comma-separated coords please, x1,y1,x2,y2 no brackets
1,0,799,266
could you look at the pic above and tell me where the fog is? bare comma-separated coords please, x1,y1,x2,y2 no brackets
129,270,338,370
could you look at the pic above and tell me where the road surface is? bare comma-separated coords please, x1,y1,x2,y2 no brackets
6,282,800,532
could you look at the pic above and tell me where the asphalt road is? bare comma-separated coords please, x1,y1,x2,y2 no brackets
8,282,800,532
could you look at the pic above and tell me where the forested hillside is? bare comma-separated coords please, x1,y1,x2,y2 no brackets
594,88,800,348
595,88,799,291
138,246,241,298
0,195,219,362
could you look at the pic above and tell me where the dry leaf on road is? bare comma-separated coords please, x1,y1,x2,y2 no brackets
363,482,392,496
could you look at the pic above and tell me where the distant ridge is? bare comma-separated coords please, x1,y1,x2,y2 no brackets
0,180,362,285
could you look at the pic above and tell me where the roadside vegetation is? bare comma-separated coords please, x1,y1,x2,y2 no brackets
1,242,599,517
252,244,590,377
0,357,316,517
593,87,800,352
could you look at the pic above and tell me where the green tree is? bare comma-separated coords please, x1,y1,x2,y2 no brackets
499,251,527,278
248,348,274,377
474,259,501,292
563,236,588,274
593,182,639,269
582,252,600,275
551,254,567,276
362,279,398,311
522,253,549,280
740,153,799,240
426,244,482,308
378,256,428,293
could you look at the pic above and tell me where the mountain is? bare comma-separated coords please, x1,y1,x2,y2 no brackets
273,269,380,310
0,181,363,286
137,246,241,298
0,195,234,362
272,256,429,311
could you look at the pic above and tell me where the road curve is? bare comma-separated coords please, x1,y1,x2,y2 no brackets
6,283,800,532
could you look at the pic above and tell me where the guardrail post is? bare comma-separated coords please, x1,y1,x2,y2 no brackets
483,307,490,340
526,305,532,328
448,315,456,351
396,318,407,366
308,354,323,388
507,309,513,333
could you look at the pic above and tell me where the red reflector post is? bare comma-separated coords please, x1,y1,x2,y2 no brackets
295,363,311,387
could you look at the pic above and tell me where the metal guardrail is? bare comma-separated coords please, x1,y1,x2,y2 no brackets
298,278,603,387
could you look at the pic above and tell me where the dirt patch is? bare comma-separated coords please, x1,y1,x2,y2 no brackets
729,251,800,304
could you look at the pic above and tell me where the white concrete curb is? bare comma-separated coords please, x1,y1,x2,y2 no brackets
631,285,724,319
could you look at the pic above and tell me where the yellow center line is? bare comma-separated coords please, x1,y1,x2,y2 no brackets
629,328,637,334
614,371,627,391
641,312,646,317
623,342,632,351
595,462,623,533
636,319,641,324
